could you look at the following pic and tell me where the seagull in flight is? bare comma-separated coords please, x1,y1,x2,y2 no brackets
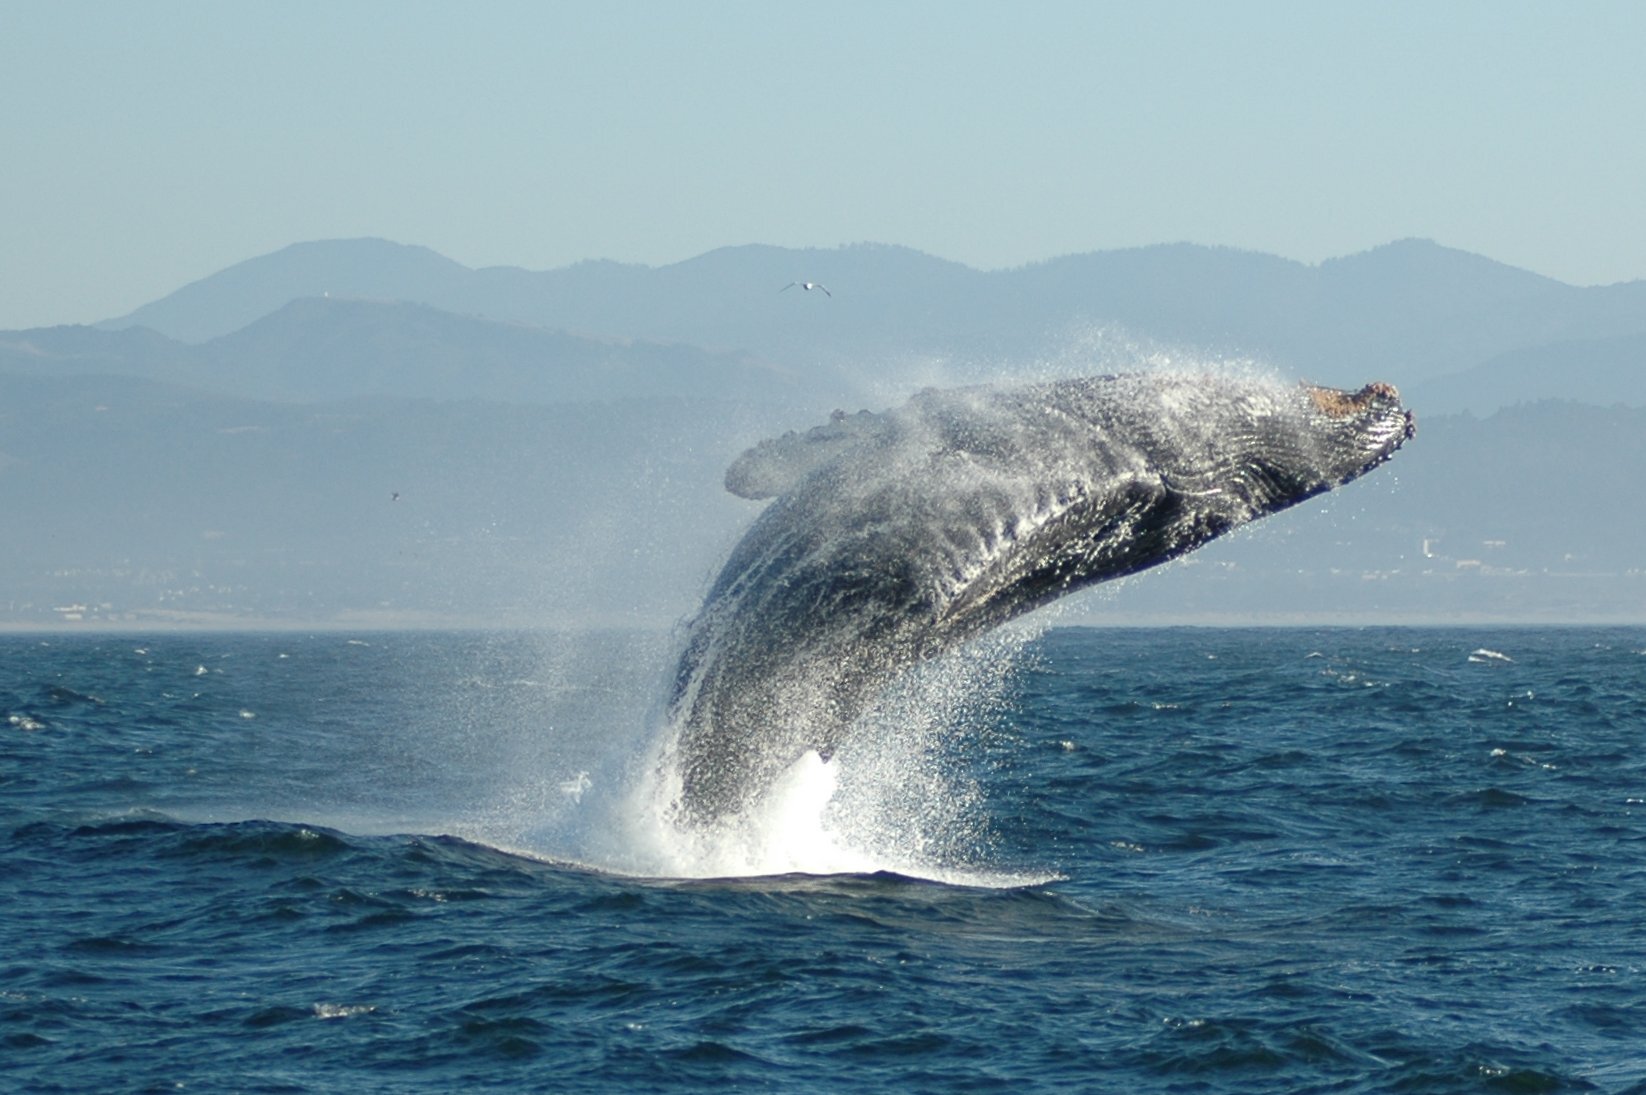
780,281,831,297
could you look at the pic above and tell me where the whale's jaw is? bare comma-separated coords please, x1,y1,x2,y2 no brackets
666,373,1413,825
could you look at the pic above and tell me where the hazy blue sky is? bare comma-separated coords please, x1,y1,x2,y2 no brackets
4,0,1644,329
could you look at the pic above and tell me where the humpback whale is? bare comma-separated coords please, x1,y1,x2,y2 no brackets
667,372,1413,824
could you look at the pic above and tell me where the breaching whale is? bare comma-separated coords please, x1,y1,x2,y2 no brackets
666,372,1414,824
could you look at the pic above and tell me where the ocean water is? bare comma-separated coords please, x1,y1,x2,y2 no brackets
4,626,1645,1093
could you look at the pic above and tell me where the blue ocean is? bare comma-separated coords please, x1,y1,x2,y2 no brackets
4,626,1645,1093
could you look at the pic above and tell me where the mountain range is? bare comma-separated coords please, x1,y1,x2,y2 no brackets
2,237,1643,627
76,236,1646,411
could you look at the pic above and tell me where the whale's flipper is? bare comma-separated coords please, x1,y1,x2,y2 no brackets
671,372,1414,824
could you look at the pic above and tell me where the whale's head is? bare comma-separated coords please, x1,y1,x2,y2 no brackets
894,372,1416,632
1112,374,1414,526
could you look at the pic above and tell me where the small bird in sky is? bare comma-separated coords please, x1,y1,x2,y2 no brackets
780,281,831,297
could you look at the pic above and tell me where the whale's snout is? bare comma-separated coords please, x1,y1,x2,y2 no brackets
1306,379,1415,435
1292,379,1414,489
1305,381,1406,423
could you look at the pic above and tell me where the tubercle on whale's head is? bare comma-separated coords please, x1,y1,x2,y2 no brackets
1297,379,1415,483
1305,381,1412,429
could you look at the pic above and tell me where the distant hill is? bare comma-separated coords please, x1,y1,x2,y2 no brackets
4,298,809,406
0,371,763,628
105,239,480,344
202,297,804,404
89,237,1646,407
1409,332,1646,415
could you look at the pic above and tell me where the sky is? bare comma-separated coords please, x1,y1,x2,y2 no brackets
3,0,1645,330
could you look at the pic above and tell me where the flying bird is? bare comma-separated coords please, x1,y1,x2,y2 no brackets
780,281,831,297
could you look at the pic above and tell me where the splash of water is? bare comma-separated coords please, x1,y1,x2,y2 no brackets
407,624,1045,886
587,624,1050,886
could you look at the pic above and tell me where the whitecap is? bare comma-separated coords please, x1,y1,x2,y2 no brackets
312,1003,375,1020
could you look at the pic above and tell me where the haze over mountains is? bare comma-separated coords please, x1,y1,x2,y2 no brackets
80,236,1646,412
2,237,1643,628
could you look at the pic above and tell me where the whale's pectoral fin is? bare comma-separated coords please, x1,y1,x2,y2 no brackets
724,407,898,499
